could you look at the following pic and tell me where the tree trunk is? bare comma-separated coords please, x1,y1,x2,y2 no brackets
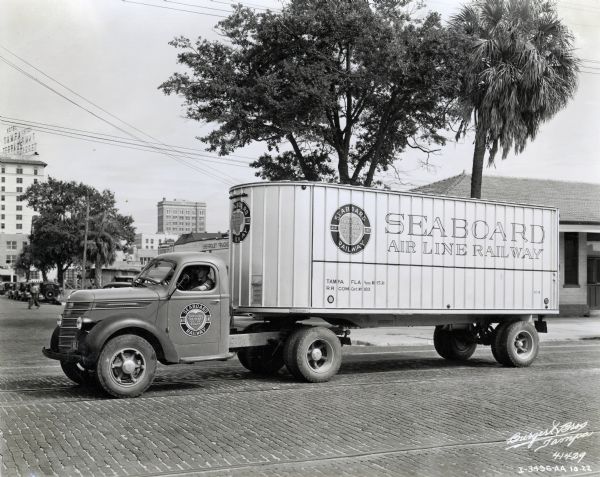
94,256,102,288
57,265,65,285
470,128,487,199
42,270,48,282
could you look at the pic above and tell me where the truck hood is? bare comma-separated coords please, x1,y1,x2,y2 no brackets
67,286,162,303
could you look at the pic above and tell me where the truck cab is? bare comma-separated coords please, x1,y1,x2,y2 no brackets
43,253,234,397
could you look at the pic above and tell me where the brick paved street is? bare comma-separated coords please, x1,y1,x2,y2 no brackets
0,297,599,477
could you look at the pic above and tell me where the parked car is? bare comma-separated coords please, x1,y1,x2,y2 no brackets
15,282,30,301
2,282,15,297
39,282,62,304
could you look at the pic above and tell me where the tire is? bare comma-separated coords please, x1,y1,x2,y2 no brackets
60,361,98,386
45,291,55,301
237,323,284,376
494,321,539,367
96,334,157,398
286,327,342,383
433,326,477,361
282,326,310,379
491,323,508,365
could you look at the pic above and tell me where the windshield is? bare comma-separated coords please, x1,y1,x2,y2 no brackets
134,259,176,286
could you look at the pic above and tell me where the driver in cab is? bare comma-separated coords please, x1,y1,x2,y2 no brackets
184,266,215,291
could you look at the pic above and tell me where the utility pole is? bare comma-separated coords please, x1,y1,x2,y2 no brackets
81,196,90,290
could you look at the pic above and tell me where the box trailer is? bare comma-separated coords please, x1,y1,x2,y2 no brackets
43,182,558,398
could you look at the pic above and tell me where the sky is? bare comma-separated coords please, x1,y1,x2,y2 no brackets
1,0,599,234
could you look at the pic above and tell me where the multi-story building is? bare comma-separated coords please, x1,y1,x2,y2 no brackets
134,232,180,251
157,198,207,234
0,155,47,281
2,126,37,155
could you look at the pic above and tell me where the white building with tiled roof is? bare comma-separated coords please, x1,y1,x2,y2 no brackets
413,173,600,316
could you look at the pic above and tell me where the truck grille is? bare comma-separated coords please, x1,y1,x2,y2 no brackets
59,302,91,352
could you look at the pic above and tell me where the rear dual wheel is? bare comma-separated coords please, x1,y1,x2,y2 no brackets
283,326,342,383
433,326,477,361
237,323,285,375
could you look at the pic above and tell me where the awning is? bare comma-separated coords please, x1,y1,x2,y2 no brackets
559,223,600,233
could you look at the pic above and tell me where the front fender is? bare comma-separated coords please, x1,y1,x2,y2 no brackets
82,316,179,364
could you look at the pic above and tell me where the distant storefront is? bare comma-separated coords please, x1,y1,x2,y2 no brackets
168,232,229,261
414,174,600,316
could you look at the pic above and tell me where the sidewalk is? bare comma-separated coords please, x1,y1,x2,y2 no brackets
349,317,600,346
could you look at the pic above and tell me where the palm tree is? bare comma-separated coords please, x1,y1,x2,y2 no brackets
86,211,135,288
451,0,579,198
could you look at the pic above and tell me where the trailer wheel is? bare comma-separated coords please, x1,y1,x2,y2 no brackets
237,323,284,375
286,327,342,383
491,324,508,365
96,334,157,398
493,321,539,367
60,361,98,386
433,326,477,361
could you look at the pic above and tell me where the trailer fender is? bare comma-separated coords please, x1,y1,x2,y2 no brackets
81,316,179,364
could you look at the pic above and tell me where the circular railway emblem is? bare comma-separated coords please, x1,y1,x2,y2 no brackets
179,303,211,336
231,200,251,243
330,204,371,254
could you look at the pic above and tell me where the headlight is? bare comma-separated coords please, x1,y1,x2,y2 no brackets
76,317,83,330
57,317,62,326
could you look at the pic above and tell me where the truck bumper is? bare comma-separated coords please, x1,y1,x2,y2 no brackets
42,347,81,363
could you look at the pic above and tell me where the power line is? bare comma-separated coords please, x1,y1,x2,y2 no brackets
0,116,255,163
121,0,229,17
0,47,239,185
0,120,256,169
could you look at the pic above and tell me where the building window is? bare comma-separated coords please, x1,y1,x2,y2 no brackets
1,187,4,192
1,177,4,183
16,224,22,230
1,205,4,210
6,255,16,265
564,233,579,286
16,187,22,193
16,205,21,211
34,168,38,175
7,241,17,250
30,270,39,280
1,214,4,219
1,196,4,201
16,214,22,220
1,167,4,173
0,223,4,230
16,177,23,184
33,179,38,184
16,168,23,174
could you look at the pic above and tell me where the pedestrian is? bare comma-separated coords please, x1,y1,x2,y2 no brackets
28,283,40,309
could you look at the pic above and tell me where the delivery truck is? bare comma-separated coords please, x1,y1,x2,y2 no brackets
43,182,559,398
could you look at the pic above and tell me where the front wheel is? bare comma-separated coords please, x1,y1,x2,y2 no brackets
492,321,539,367
433,326,477,361
96,334,157,398
284,327,342,383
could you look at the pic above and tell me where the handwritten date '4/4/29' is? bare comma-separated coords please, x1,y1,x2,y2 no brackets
553,451,586,463
517,465,592,474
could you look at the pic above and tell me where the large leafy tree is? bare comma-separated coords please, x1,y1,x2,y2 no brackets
160,0,463,186
20,178,135,285
451,0,579,198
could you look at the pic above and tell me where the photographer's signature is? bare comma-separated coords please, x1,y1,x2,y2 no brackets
505,421,593,452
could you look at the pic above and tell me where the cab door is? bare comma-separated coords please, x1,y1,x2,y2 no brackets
167,263,222,359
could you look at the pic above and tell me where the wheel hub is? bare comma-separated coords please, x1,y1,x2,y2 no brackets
122,358,137,375
310,347,323,361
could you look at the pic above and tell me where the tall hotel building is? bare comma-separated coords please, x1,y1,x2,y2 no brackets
157,199,207,234
0,155,47,281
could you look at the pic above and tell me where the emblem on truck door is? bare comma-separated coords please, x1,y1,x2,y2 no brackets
231,200,251,243
330,204,371,254
179,303,212,336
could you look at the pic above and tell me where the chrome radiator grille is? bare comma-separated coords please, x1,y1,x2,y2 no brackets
59,302,91,352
